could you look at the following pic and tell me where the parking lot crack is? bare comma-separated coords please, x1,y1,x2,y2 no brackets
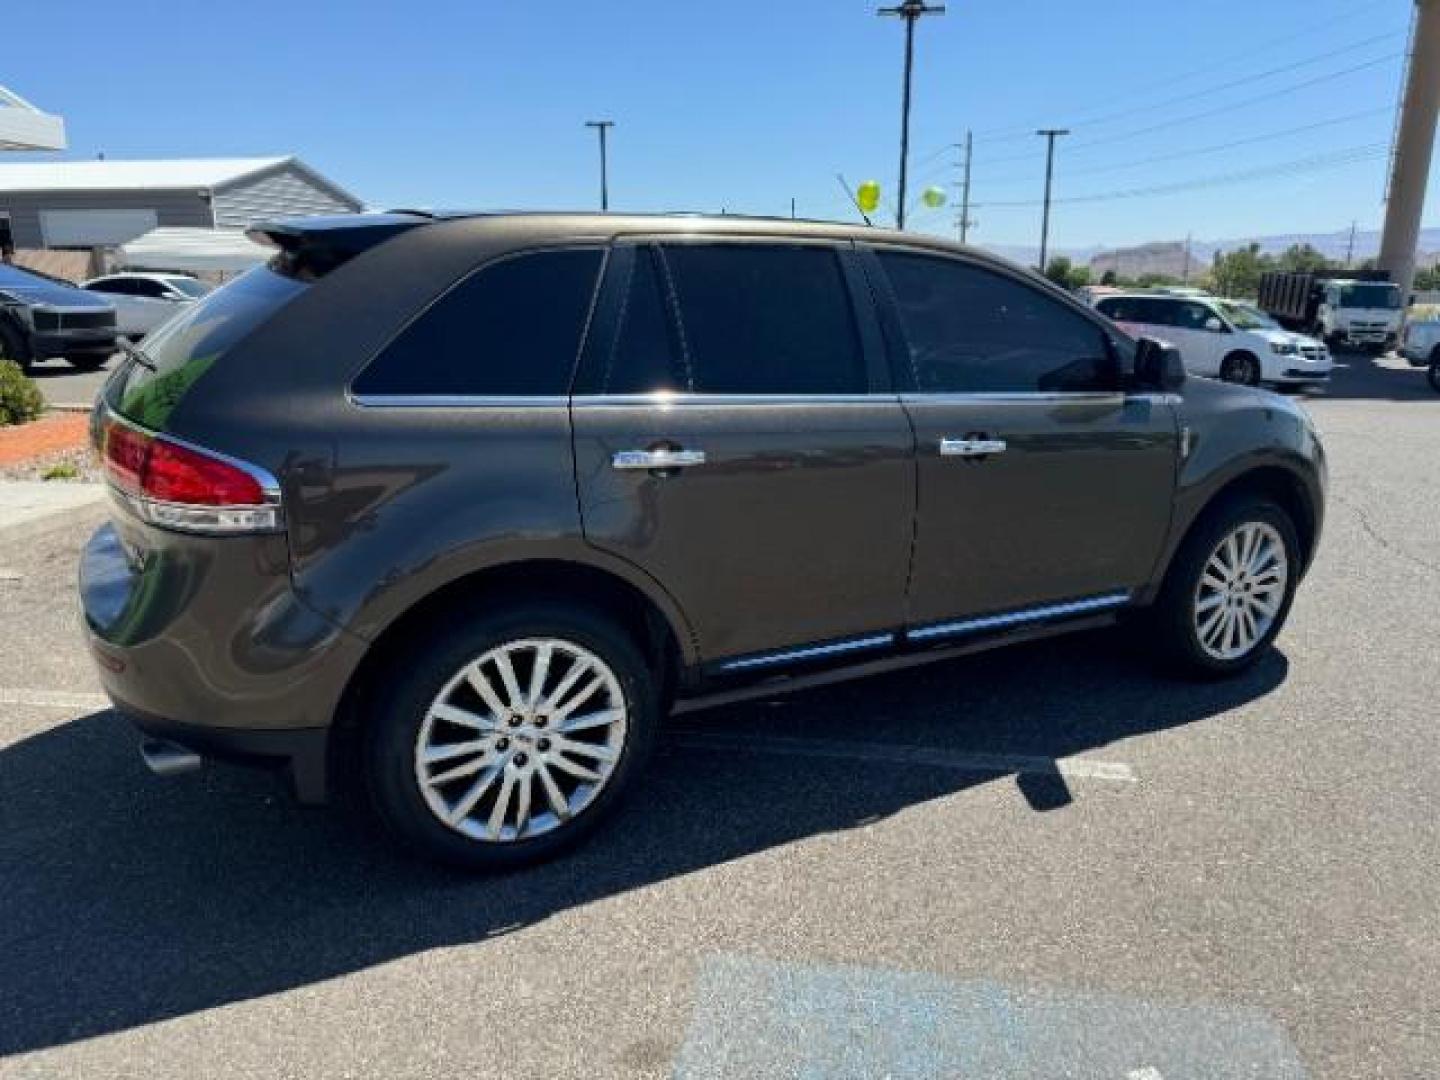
1332,491,1440,577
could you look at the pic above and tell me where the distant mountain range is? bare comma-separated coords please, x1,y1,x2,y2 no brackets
977,228,1440,279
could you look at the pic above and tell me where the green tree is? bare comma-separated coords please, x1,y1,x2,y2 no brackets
1044,256,1074,288
1100,269,1118,286
1211,243,1270,299
1276,243,1337,275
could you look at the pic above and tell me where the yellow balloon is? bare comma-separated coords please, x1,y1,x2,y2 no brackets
856,180,882,214
921,185,946,209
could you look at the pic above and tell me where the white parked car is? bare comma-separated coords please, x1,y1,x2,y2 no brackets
80,273,211,340
1094,293,1333,387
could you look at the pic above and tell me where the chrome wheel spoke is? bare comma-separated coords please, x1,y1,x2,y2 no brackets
447,764,502,825
535,761,570,820
548,751,603,784
429,703,500,732
557,707,623,735
415,637,628,843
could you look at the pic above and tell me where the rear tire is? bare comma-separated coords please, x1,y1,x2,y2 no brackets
1220,351,1261,386
1428,351,1440,395
363,600,659,871
1149,496,1300,679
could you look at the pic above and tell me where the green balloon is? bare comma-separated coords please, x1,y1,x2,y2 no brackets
857,180,882,214
921,185,946,209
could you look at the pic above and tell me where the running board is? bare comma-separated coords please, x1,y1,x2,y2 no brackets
674,612,1119,716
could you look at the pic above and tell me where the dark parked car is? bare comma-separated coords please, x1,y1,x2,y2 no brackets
81,212,1326,869
0,263,118,371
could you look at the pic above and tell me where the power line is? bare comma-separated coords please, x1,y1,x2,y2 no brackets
969,0,1394,140
973,29,1403,145
970,143,1389,209
978,51,1402,168
980,106,1391,187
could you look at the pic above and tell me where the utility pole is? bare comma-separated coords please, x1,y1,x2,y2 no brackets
957,130,975,243
791,197,797,220
878,1,945,230
1379,0,1440,297
584,120,615,211
1346,220,1358,269
1183,233,1193,283
1036,128,1069,272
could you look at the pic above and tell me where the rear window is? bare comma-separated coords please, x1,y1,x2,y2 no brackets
109,267,307,430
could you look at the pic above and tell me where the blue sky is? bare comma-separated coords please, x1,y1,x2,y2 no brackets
5,0,1425,252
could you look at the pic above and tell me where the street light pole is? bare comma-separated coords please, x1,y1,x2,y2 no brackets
584,120,615,211
878,1,945,230
1036,128,1069,272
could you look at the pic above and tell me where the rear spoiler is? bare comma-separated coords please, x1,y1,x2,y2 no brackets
246,213,430,280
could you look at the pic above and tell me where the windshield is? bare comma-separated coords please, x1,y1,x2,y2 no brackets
164,277,212,299
0,263,110,308
1216,301,1279,331
1339,283,1401,310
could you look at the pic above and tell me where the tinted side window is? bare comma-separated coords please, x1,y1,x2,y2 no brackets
662,244,864,395
1098,297,1142,323
602,247,686,394
130,279,169,298
877,252,1114,394
1174,302,1214,330
1121,298,1170,327
354,249,603,397
89,279,135,296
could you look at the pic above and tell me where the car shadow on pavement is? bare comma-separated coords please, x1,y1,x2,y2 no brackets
0,629,1286,1057
1308,348,1435,403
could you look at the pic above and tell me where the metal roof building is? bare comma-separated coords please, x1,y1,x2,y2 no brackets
0,156,362,250
0,86,65,151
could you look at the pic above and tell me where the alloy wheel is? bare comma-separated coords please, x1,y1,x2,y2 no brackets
1193,521,1288,661
414,637,629,842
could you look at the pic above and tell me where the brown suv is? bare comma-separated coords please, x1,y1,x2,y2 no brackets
80,212,1326,869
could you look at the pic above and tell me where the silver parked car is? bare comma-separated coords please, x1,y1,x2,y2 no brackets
81,273,211,340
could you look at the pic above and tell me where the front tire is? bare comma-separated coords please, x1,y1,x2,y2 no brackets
0,321,31,373
364,601,659,870
1150,496,1300,678
1429,351,1440,394
1220,351,1261,386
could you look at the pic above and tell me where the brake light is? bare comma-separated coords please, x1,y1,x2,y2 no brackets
101,415,282,534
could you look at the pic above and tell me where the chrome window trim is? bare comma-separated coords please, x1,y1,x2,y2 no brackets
907,591,1130,643
351,394,570,409
573,392,900,407
719,633,896,672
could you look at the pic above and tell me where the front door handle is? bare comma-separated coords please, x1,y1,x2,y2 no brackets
612,448,707,471
940,437,1007,458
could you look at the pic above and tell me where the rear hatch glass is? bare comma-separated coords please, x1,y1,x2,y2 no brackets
107,267,307,431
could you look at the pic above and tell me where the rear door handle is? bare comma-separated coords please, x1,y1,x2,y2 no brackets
612,448,707,470
940,437,1007,458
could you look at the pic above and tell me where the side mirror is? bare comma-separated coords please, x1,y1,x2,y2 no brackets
1133,336,1186,392
1203,316,1224,333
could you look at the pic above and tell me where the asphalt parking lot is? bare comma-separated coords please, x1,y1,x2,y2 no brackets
1,350,1437,1078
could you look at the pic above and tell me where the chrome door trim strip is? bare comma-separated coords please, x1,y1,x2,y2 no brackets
907,591,1130,643
572,393,900,407
719,632,896,672
900,391,1127,403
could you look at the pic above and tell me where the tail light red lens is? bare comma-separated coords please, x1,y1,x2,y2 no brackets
100,414,282,534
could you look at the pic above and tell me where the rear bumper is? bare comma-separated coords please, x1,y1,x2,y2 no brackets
80,515,367,802
31,329,116,358
121,706,331,802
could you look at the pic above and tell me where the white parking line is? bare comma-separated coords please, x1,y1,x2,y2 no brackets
667,731,1136,783
0,689,110,710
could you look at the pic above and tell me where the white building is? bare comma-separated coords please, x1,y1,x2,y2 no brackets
0,156,363,250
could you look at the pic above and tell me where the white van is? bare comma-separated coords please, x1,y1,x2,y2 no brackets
1095,293,1332,387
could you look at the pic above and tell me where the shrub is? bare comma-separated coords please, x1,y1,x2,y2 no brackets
0,360,44,427
41,461,80,481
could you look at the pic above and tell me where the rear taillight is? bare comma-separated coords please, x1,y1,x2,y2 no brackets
100,413,282,534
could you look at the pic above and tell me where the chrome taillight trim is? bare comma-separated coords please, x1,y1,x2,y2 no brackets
101,405,285,536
